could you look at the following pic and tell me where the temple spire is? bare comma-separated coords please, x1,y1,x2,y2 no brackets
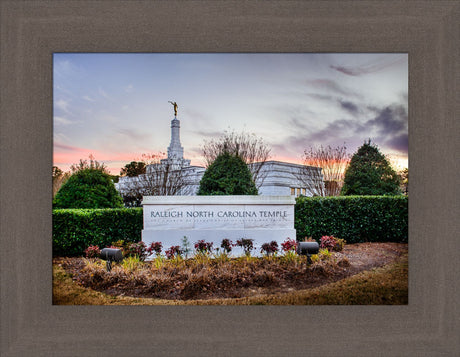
162,101,190,168
167,116,184,160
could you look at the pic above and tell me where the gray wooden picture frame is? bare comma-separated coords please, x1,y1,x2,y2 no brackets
1,1,458,356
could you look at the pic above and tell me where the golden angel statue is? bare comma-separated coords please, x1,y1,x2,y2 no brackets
168,101,178,117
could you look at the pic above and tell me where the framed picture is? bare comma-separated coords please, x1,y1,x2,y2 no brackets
52,52,409,304
1,1,458,355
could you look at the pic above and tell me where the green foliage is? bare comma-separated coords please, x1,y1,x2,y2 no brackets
198,152,258,195
53,166,71,198
398,168,408,195
334,238,346,252
318,248,332,260
124,241,148,261
341,140,401,196
53,168,123,208
121,255,142,271
320,235,346,252
295,196,408,244
70,155,109,174
53,166,63,178
120,161,146,177
53,208,143,256
84,245,101,259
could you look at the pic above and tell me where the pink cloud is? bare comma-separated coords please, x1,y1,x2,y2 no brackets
53,144,158,175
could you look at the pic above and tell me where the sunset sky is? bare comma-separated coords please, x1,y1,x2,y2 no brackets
53,53,408,174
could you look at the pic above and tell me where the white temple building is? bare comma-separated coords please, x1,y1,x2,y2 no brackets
116,114,323,200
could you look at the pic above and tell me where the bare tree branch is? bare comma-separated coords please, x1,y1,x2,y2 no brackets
296,144,350,196
70,154,109,174
117,155,192,206
201,130,271,189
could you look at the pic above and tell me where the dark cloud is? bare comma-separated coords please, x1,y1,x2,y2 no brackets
330,56,407,76
308,119,360,143
287,116,310,133
271,117,359,157
339,100,359,115
384,133,408,152
330,65,361,76
365,105,407,137
362,104,408,153
270,103,408,158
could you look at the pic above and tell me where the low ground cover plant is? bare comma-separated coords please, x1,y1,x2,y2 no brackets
236,238,255,256
84,236,346,264
84,245,100,259
147,242,163,257
220,239,233,254
281,238,297,252
194,240,213,255
165,246,183,259
320,235,346,252
260,241,279,256
124,241,148,261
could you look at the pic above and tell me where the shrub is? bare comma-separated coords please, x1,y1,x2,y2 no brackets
334,238,346,252
295,196,408,243
165,246,183,259
147,242,163,257
320,235,339,252
341,140,401,196
220,239,233,254
194,240,213,255
197,152,258,195
53,208,143,256
236,238,254,256
53,168,123,208
260,241,279,256
281,238,297,253
125,241,148,261
84,245,100,259
318,248,331,260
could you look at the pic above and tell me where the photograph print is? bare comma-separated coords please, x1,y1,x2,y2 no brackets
52,53,408,305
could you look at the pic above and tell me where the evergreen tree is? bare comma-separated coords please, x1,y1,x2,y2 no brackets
197,152,258,195
341,140,401,195
53,168,123,208
120,161,146,177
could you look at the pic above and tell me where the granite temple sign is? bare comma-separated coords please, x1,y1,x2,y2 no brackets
142,195,296,257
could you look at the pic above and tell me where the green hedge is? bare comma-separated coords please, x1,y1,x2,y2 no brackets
53,208,143,256
295,196,408,244
53,197,408,256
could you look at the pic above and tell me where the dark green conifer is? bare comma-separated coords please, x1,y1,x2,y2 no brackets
198,152,258,195
341,140,401,196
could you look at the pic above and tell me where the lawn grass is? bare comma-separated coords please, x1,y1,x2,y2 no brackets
53,252,407,305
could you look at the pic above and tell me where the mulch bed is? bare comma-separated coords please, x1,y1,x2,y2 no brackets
54,242,407,301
